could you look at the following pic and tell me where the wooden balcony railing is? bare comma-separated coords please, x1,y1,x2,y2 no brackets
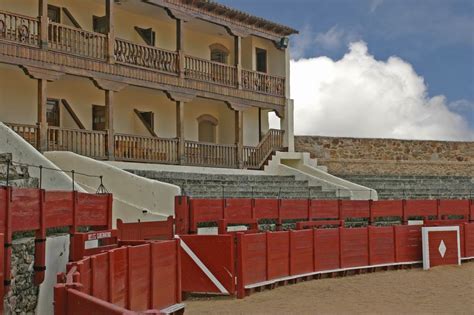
48,22,107,60
185,141,237,168
185,55,237,87
243,129,285,169
242,69,286,97
47,127,107,159
0,10,39,47
115,38,179,74
114,134,179,164
4,122,38,148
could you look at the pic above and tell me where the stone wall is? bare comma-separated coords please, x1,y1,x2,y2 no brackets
295,136,474,176
4,238,38,314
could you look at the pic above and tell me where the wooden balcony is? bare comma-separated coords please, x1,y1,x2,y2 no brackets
4,123,285,169
0,10,287,104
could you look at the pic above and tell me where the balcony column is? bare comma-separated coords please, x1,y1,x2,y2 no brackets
234,110,244,169
279,99,294,152
176,101,186,164
105,90,115,159
106,0,115,63
37,79,48,152
176,19,185,78
92,78,128,160
234,35,242,89
38,0,48,49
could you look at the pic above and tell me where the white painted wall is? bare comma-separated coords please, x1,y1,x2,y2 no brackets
36,235,70,315
45,152,180,223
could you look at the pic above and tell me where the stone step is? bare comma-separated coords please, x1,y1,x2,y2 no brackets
127,170,297,182
166,179,312,188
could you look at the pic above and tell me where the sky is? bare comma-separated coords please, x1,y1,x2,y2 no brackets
219,0,474,141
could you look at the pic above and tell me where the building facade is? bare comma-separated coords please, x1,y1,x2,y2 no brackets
0,0,297,169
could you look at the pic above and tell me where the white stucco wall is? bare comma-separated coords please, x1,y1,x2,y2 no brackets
45,151,180,223
36,235,70,315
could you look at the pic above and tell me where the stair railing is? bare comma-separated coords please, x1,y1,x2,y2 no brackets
243,129,285,169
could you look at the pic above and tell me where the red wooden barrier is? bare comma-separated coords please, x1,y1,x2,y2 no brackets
266,231,290,280
179,235,235,295
314,228,340,271
289,230,313,275
368,226,395,265
0,186,112,295
178,197,473,235
116,216,174,241
55,240,183,314
340,227,369,268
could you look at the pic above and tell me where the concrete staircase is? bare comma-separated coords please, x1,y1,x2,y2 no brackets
127,170,342,199
341,175,474,200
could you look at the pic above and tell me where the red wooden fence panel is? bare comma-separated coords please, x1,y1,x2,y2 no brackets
117,217,174,241
0,233,4,312
394,225,422,262
279,199,309,220
240,233,267,286
174,196,190,235
289,230,313,275
439,200,470,220
340,227,369,268
128,244,151,311
464,223,474,257
310,200,339,220
150,241,181,310
189,199,224,232
470,200,474,222
91,252,109,301
266,231,290,280
109,247,128,308
180,235,235,294
404,200,438,222
224,199,252,220
368,226,395,265
314,228,340,271
370,200,403,222
10,188,41,232
340,200,370,219
75,193,111,229
44,192,74,228
253,199,279,220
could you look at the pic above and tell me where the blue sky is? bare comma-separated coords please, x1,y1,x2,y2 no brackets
220,0,474,132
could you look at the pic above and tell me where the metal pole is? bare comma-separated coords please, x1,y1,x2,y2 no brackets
39,165,43,189
6,159,10,187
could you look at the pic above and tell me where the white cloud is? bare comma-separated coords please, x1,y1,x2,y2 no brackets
369,0,384,13
274,41,474,141
314,26,346,51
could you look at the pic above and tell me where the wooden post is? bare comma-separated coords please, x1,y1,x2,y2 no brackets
234,35,242,89
39,0,48,49
176,19,185,78
235,110,244,169
105,90,115,160
37,78,48,152
258,108,262,142
176,100,185,163
106,0,115,63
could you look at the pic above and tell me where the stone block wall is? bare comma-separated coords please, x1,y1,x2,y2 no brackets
295,136,474,176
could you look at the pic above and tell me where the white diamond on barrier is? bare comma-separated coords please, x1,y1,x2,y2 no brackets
438,240,447,258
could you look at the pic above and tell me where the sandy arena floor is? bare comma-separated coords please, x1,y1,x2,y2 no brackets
185,263,474,314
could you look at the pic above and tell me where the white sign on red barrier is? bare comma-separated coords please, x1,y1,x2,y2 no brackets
422,226,461,270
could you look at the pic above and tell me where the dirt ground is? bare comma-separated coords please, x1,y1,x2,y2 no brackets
185,263,474,315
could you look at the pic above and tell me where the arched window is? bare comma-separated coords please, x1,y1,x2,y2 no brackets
197,114,218,143
209,43,229,64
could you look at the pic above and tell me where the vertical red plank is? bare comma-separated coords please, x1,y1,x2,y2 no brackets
340,200,370,220
394,225,422,262
3,187,12,293
266,231,290,280
241,233,266,286
289,230,313,276
464,223,474,257
368,226,395,265
0,233,4,309
314,228,340,271
108,247,128,308
91,253,109,301
340,227,369,268
236,233,245,299
151,241,179,310
128,244,150,311
310,200,340,219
